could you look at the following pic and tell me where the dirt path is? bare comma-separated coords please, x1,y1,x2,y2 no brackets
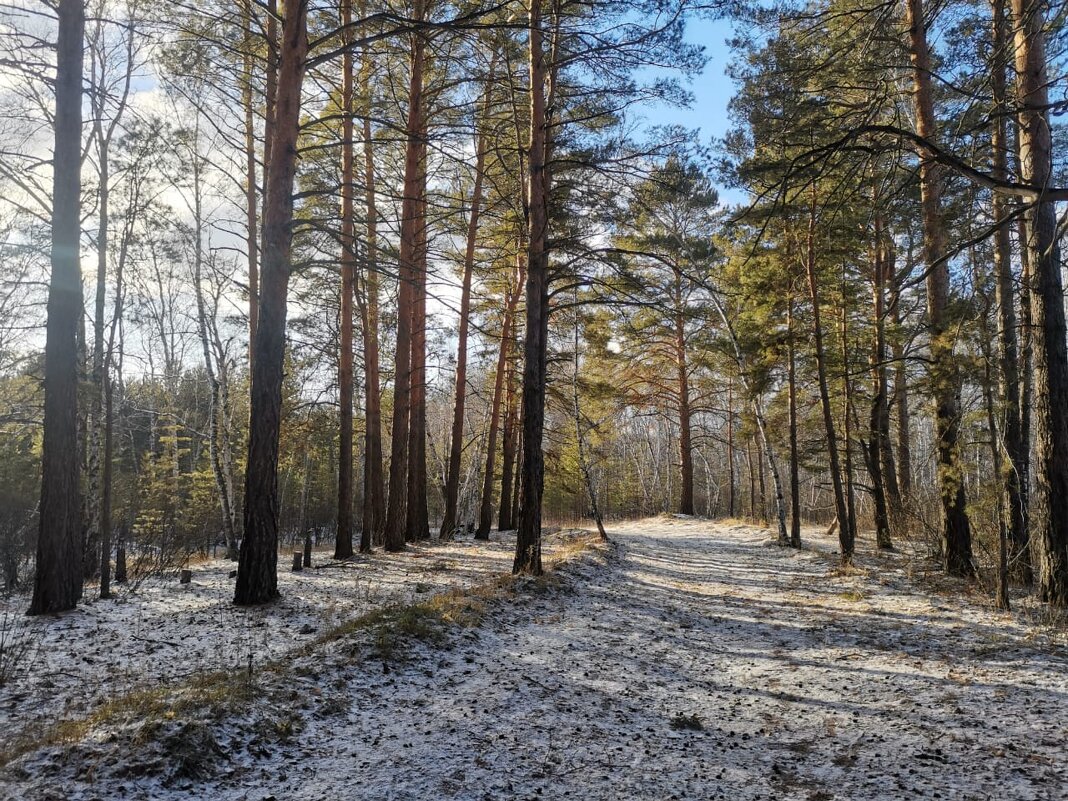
8,518,1068,800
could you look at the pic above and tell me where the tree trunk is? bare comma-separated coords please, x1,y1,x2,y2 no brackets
904,0,974,577
572,309,608,541
336,0,355,560
358,23,384,551
803,200,853,565
244,0,259,370
674,273,694,516
405,109,430,544
890,274,912,500
441,70,495,541
478,266,522,539
727,377,735,517
787,299,802,547
235,0,308,606
989,0,1027,584
192,151,238,561
30,0,85,616
499,355,518,531
383,2,425,552
1011,0,1068,605
514,0,548,576
868,214,898,548
840,300,858,554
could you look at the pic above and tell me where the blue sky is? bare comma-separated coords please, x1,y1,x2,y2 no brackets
641,14,743,202
662,15,738,142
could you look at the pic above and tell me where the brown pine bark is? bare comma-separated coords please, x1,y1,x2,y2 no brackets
726,377,735,517
478,262,523,539
674,270,694,516
990,0,1029,584
30,0,85,616
441,66,495,541
803,193,853,565
889,273,912,500
904,0,974,577
499,356,518,531
358,26,384,552
336,0,355,560
1011,0,1068,605
867,218,894,550
383,0,426,552
244,0,259,369
235,0,308,606
406,121,430,543
514,0,548,575
787,298,802,547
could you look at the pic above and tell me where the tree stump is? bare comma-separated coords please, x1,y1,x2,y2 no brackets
180,569,192,584
292,552,303,572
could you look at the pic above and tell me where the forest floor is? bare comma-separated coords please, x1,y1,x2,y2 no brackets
3,517,1068,800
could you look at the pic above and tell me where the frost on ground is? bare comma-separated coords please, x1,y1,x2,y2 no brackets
0,536,522,748
4,518,1068,801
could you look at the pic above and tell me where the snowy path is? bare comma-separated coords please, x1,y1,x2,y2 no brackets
8,518,1068,800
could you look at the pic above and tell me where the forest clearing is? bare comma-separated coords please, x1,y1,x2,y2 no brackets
2,518,1067,800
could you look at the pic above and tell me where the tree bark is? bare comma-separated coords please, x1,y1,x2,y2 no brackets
478,262,523,539
406,109,430,543
674,271,694,516
383,0,425,552
336,0,355,560
1010,0,1068,605
499,355,518,531
904,0,974,577
235,0,308,606
989,0,1028,584
192,147,238,561
802,199,853,565
727,376,735,517
358,18,384,551
787,298,802,547
514,0,548,575
244,0,259,370
441,65,495,541
30,0,85,616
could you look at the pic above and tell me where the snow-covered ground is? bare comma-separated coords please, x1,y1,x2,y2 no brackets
0,535,523,749
4,517,1068,800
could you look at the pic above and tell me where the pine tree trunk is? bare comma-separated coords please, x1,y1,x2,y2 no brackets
192,154,238,561
336,0,355,560
803,197,853,565
990,0,1027,584
904,0,974,577
788,299,802,547
30,0,85,616
727,377,735,518
235,0,307,606
890,277,912,500
358,31,384,551
243,0,259,371
406,109,430,544
498,358,518,531
869,214,899,547
675,274,694,516
477,277,520,539
1010,0,1068,605
383,2,425,552
441,73,494,541
514,0,548,575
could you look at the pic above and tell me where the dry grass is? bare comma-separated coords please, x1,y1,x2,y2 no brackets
1,532,605,770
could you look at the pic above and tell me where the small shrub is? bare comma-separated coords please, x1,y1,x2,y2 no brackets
0,609,39,688
670,713,704,731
